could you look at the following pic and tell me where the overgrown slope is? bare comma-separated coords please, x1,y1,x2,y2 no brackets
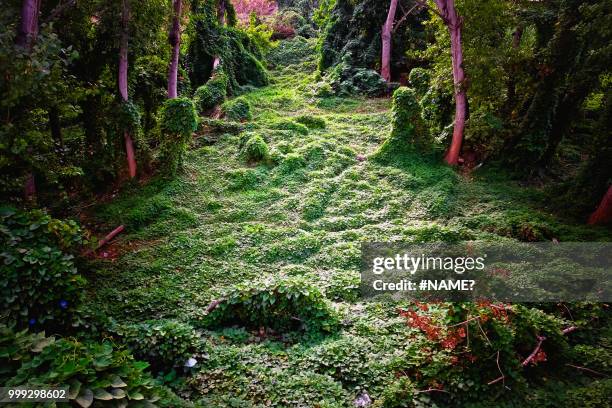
86,38,612,407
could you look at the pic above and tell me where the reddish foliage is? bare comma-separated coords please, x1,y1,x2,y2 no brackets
233,0,278,24
400,308,466,350
271,24,295,40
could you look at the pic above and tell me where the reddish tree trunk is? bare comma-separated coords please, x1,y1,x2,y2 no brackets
16,0,41,49
588,186,612,225
119,0,137,178
434,0,467,166
381,0,399,82
168,0,182,99
217,0,226,25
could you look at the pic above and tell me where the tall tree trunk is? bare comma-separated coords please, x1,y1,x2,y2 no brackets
167,0,182,99
433,0,467,166
217,0,226,25
17,0,42,201
589,186,612,225
504,25,523,116
16,0,41,49
119,0,137,178
381,0,399,82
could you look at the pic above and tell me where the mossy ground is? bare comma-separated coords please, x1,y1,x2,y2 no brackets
87,40,611,406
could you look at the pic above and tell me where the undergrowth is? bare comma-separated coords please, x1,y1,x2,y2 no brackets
85,39,612,407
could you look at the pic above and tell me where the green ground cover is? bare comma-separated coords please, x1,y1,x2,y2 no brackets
85,39,612,407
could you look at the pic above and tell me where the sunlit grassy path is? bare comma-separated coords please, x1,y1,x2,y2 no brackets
86,41,611,406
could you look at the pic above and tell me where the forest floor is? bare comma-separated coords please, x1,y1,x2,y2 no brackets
85,39,611,406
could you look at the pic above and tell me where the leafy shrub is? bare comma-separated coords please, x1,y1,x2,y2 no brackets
312,81,334,98
116,319,202,371
227,168,262,191
2,325,185,407
159,98,198,175
295,114,326,129
374,87,429,159
267,36,316,68
270,120,309,135
242,133,270,163
117,100,142,136
199,117,245,135
0,207,85,329
194,72,229,112
300,335,384,388
325,60,387,96
279,152,307,173
203,276,339,333
420,84,453,137
0,325,53,384
160,98,198,136
221,97,253,121
408,67,431,98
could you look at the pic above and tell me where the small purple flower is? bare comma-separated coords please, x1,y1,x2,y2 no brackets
59,300,68,309
28,318,36,326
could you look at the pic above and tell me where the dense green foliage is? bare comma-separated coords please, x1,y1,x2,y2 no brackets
194,71,229,112
0,325,186,407
0,1,610,407
0,207,85,329
187,1,269,92
85,50,611,405
241,132,270,162
159,98,198,175
204,276,340,333
115,319,203,372
318,0,611,213
375,86,429,159
221,96,253,121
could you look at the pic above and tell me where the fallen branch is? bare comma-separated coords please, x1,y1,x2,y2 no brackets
205,299,221,314
487,375,505,386
566,364,607,377
562,326,577,335
489,325,579,385
414,388,450,394
96,225,125,250
521,335,546,367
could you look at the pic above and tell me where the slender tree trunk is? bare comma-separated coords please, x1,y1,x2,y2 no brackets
504,25,523,115
212,0,225,73
433,0,467,166
49,106,63,148
381,0,399,82
589,186,612,225
119,0,137,178
16,0,41,49
17,0,42,201
217,0,226,25
168,0,182,99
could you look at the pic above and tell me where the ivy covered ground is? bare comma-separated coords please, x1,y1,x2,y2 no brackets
85,39,611,407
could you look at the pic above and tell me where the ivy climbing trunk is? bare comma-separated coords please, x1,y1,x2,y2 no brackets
119,0,137,179
381,0,399,82
589,186,612,225
167,0,182,99
433,0,467,166
17,0,42,201
212,0,226,74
